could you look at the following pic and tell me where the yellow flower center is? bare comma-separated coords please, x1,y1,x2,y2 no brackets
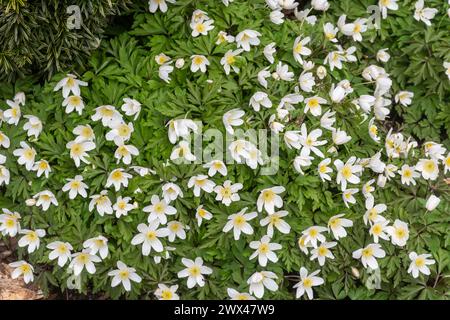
362,247,373,258
341,166,352,179
234,215,245,227
423,160,435,173
69,96,81,105
318,246,328,256
193,56,204,65
308,98,319,109
303,277,313,288
415,257,425,268
226,55,236,65
259,243,269,254
146,231,156,240
111,170,123,181
161,290,173,300
189,266,201,277
262,190,275,202
71,143,83,156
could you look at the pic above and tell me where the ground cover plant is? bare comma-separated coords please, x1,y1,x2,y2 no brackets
0,0,449,300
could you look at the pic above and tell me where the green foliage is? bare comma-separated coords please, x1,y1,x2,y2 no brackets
0,0,131,81
0,0,449,300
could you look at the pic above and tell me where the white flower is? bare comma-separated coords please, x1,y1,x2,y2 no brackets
379,0,399,19
311,0,329,11
159,63,174,83
342,188,358,208
190,19,214,37
131,221,169,255
83,236,109,259
386,219,409,247
263,43,276,64
275,62,294,81
398,164,420,186
222,108,244,134
376,48,390,63
23,115,42,138
334,156,362,190
298,234,311,254
227,288,255,300
369,220,390,243
295,8,317,25
293,267,324,300
332,128,352,145
105,122,134,146
106,168,132,191
195,205,213,226
47,241,73,267
317,158,333,182
310,241,336,266
249,235,282,267
0,131,10,148
320,110,336,130
294,154,314,174
424,141,446,160
155,284,180,300
113,196,134,218
352,243,386,269
368,118,380,143
204,160,227,177
114,143,139,165
62,175,88,199
220,49,243,75
408,252,435,278
62,95,85,115
33,190,58,211
9,261,34,284
257,186,285,214
340,16,367,42
260,210,290,237
444,62,450,80
249,92,272,111
32,160,51,178
268,114,285,134
175,58,185,68
69,250,102,276
247,271,278,298
425,194,440,211
66,140,96,167
53,74,88,98
170,140,197,162
89,191,113,216
284,131,302,150
3,99,21,125
299,123,326,157
13,141,36,171
395,91,414,106
316,65,327,79
148,0,175,13
354,95,376,113
327,214,353,240
302,226,328,248
414,0,438,26
190,55,209,73
216,31,235,45
73,124,95,142
0,159,9,186
236,29,261,52
163,221,187,242
144,195,176,225
329,80,353,103
304,96,327,117
223,207,257,240
0,209,21,237
162,182,183,202
108,261,142,292
91,105,123,128
270,10,284,24
416,158,439,180
177,257,212,288
298,72,315,93
187,174,215,197
258,67,271,88
364,199,387,225
323,22,338,43
121,98,141,120
167,119,198,144
293,36,312,64
18,229,46,253
214,180,243,206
